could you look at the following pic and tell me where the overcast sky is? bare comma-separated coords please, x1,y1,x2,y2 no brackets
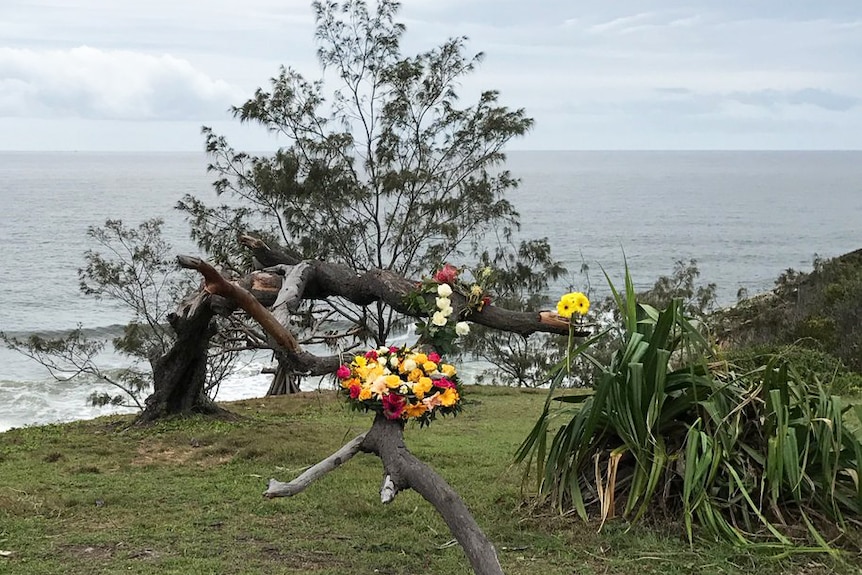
2,0,860,151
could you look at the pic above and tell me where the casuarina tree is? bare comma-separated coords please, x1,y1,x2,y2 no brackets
179,0,563,394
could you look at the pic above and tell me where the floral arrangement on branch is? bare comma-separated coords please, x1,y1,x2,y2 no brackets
405,263,492,354
336,346,463,427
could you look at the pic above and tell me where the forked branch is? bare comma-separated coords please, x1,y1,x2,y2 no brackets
264,433,366,498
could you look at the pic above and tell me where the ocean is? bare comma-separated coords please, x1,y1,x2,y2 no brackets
1,150,860,431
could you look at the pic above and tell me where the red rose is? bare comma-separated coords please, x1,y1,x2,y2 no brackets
336,365,351,379
433,263,458,284
427,352,441,363
349,384,362,399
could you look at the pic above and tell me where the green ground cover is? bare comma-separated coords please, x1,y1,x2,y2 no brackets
1,387,857,574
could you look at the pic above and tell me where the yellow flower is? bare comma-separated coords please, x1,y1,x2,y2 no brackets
384,375,403,388
413,353,428,365
570,292,590,316
439,388,459,407
414,377,433,399
353,356,367,368
470,284,483,296
556,292,590,318
440,364,457,377
404,401,428,418
423,361,438,373
359,364,383,382
358,388,372,401
408,368,424,382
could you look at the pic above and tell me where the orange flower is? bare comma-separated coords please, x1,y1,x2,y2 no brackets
439,388,459,407
404,401,428,419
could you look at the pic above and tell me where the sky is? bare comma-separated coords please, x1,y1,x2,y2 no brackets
1,0,861,151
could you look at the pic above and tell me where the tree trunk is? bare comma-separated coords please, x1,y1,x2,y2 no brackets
359,416,505,575
264,416,505,575
266,359,302,395
136,291,227,424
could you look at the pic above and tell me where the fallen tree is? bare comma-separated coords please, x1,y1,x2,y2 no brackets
137,234,581,422
173,251,585,575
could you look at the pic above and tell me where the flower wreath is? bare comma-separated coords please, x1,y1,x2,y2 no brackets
336,346,463,427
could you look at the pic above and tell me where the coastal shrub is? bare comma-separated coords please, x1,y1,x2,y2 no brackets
714,250,862,374
517,267,862,551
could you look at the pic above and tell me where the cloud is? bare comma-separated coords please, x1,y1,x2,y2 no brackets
2,0,861,149
588,12,657,34
730,88,860,112
0,46,244,121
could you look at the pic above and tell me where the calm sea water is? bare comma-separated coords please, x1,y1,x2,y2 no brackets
1,150,860,430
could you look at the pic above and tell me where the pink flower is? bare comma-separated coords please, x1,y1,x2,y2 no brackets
336,365,351,379
382,393,406,420
389,346,399,354
364,349,378,360
433,263,458,284
427,352,441,363
423,392,442,409
435,378,455,389
349,384,362,399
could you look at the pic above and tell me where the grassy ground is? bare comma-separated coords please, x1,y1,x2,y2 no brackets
0,386,857,574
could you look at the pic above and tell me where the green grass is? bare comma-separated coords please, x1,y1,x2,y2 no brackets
0,386,857,574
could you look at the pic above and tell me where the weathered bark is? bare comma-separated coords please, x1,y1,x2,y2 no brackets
265,361,302,395
240,234,588,337
264,416,505,575
175,258,583,376
264,433,366,497
360,416,504,575
137,291,226,424
264,262,312,395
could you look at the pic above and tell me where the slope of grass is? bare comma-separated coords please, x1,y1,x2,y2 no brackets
0,387,856,574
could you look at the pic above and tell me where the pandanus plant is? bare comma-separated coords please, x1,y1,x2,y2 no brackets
518,265,862,553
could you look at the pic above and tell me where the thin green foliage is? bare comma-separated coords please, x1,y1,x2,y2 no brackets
518,264,862,554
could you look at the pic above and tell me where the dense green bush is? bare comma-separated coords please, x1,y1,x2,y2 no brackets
518,269,862,552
